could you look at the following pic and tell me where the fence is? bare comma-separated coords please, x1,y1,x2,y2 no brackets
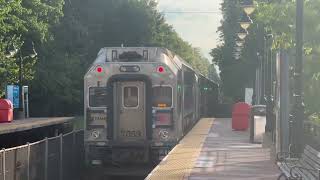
0,130,84,180
304,121,320,150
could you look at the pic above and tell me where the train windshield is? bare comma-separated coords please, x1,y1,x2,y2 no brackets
153,86,172,108
117,51,145,62
89,87,108,107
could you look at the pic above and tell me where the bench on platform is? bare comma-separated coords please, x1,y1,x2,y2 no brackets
276,145,320,180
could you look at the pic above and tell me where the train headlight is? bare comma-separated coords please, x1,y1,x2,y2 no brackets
91,160,102,165
159,130,169,141
90,130,100,139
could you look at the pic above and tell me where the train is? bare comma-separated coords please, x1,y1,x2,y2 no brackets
84,47,219,167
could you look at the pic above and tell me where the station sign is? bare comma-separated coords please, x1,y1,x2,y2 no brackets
245,88,253,105
6,85,20,108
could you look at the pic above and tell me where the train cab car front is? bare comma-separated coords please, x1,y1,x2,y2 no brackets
84,47,181,166
83,47,220,167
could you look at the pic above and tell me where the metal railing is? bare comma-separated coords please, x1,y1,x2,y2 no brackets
0,130,84,180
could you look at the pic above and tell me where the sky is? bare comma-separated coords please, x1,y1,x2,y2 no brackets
156,0,223,61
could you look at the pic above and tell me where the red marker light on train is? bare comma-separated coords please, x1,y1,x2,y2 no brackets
96,66,103,73
157,66,165,73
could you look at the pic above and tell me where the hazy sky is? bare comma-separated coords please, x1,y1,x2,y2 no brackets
157,0,223,61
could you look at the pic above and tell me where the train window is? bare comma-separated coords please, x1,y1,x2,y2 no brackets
89,87,108,107
123,86,139,108
153,86,172,107
183,85,194,115
118,52,144,62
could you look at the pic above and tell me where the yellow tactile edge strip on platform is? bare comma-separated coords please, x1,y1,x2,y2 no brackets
146,118,214,180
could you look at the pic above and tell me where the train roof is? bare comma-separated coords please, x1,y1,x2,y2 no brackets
91,47,218,86
92,47,192,68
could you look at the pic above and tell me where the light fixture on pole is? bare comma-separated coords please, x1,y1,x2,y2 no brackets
234,55,241,60
236,40,245,47
234,52,241,60
17,42,37,119
235,46,242,52
235,36,245,47
237,28,248,40
233,50,242,56
240,0,255,15
239,13,253,30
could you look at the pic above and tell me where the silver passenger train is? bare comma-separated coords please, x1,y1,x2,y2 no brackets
84,47,219,166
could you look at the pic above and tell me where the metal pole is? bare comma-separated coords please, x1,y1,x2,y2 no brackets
262,37,267,105
265,34,273,133
259,55,263,104
279,51,290,153
60,134,63,180
291,0,304,155
19,55,23,110
27,143,30,180
25,88,29,118
17,53,24,119
44,138,48,180
256,23,264,106
72,131,76,178
2,149,5,180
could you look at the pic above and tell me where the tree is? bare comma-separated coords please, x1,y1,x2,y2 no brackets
210,0,255,101
0,0,64,96
208,64,220,84
254,0,320,120
214,0,320,121
29,0,211,116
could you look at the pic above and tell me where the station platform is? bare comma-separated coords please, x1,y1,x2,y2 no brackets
0,117,73,135
146,118,280,180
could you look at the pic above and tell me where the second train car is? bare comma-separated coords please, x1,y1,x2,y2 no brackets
84,47,219,166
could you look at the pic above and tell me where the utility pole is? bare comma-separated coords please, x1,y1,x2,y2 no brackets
291,0,304,155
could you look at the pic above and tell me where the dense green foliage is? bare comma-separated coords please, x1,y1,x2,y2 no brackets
1,0,216,116
214,0,320,118
0,0,64,97
210,0,256,102
254,0,320,119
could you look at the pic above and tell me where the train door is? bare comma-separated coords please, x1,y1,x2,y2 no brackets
114,81,146,142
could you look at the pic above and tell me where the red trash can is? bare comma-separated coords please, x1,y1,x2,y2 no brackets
232,102,251,131
0,99,13,123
